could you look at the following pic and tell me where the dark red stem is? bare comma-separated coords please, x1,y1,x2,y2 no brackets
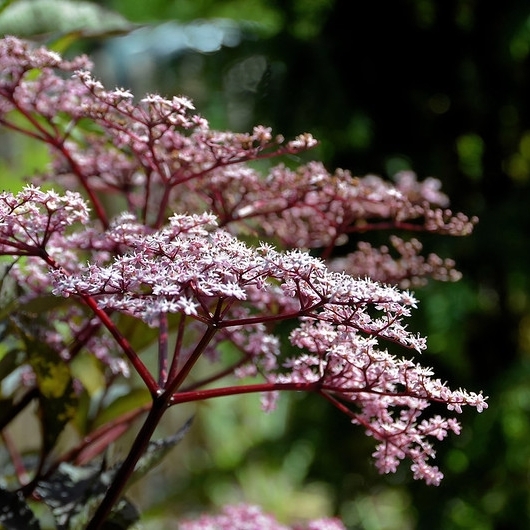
85,396,168,529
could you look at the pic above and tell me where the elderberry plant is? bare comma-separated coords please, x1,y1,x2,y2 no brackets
0,36,487,529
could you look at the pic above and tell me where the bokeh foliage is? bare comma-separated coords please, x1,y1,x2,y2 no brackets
2,0,530,528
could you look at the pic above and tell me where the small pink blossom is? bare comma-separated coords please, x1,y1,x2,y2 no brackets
179,504,346,530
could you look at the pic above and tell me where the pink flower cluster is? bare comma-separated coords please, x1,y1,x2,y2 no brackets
179,504,346,530
0,34,487,515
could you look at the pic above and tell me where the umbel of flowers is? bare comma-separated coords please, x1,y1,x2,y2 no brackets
0,36,486,529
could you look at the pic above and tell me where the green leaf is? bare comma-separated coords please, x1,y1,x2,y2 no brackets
35,462,139,530
115,313,189,354
13,320,78,453
0,0,15,15
0,319,26,383
95,498,140,530
91,388,151,430
67,496,139,530
32,359,77,452
0,488,41,530
129,416,193,485
0,348,25,382
70,352,106,397
0,263,19,322
35,419,192,527
114,313,160,353
19,294,72,315
0,0,136,39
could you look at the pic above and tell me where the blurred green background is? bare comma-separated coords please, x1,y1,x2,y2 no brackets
2,1,530,528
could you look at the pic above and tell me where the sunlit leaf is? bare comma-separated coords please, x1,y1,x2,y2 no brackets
70,352,106,397
0,0,15,15
13,320,78,452
0,0,136,39
91,388,151,430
